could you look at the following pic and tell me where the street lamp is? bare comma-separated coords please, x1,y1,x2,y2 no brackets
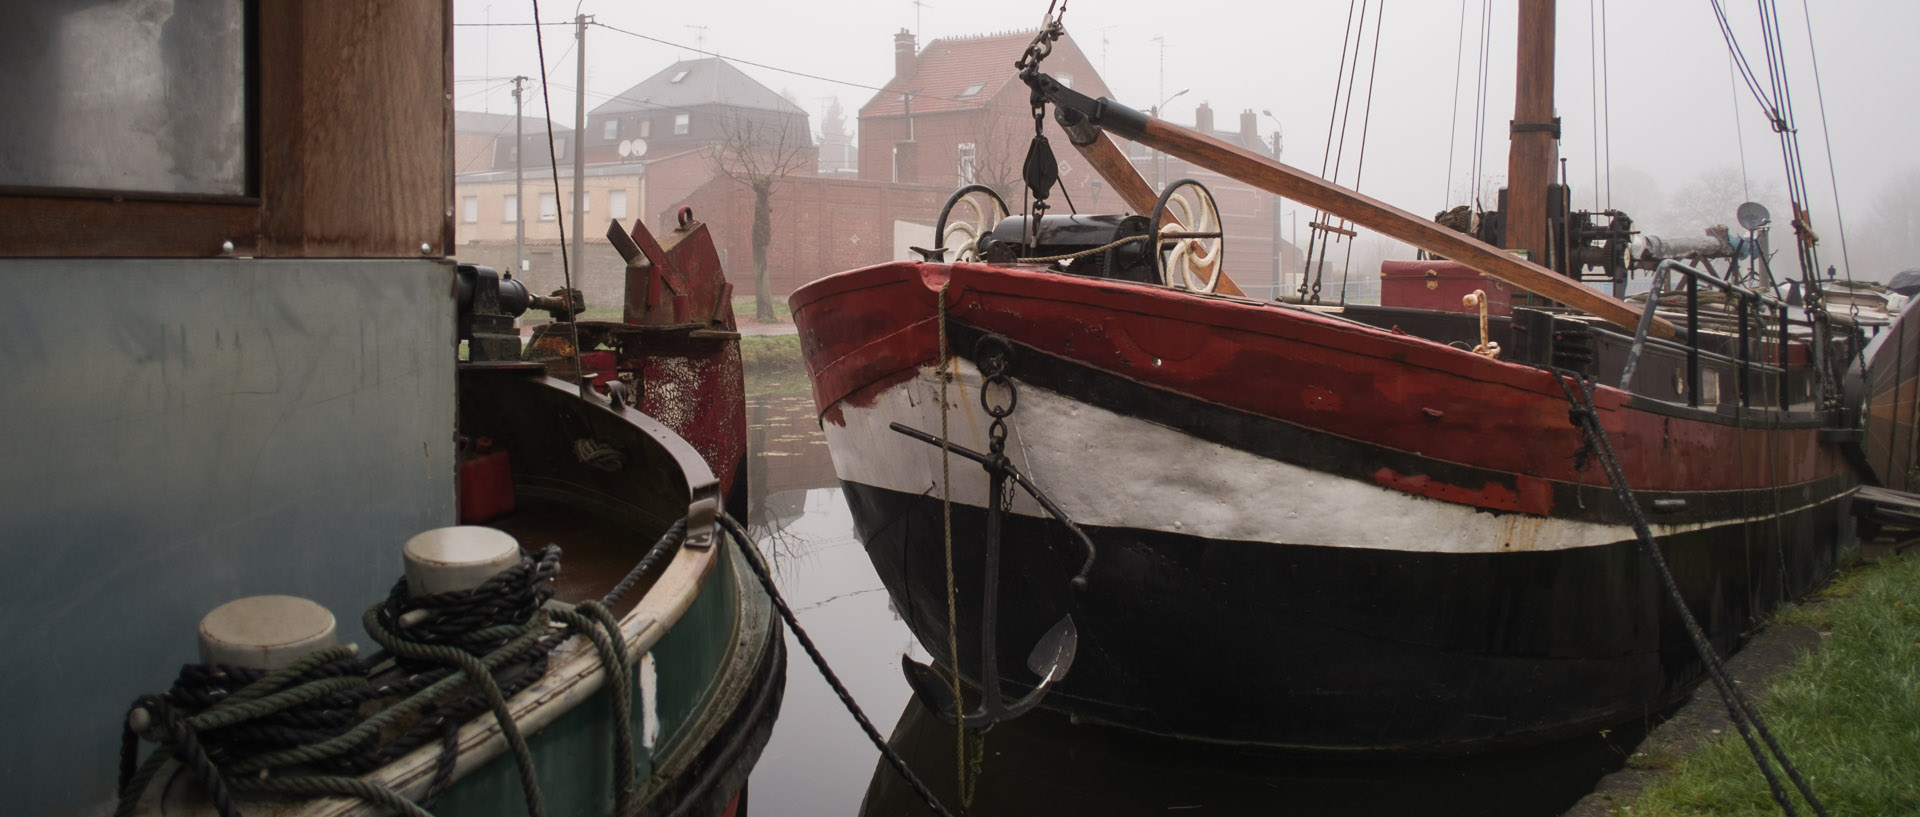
1150,88,1189,191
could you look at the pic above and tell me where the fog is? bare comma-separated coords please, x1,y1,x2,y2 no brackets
456,0,1920,279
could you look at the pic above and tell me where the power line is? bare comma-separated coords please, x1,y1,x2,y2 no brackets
589,21,889,93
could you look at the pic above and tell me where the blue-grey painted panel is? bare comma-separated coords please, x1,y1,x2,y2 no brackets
0,259,457,817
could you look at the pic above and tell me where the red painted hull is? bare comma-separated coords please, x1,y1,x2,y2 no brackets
796,261,1848,514
791,259,1857,750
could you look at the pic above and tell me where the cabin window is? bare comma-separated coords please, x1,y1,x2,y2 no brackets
539,193,557,221
609,190,628,219
674,113,690,136
503,194,518,222
0,1,249,196
603,119,619,141
462,196,478,223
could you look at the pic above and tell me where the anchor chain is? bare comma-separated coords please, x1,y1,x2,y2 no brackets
889,332,1096,730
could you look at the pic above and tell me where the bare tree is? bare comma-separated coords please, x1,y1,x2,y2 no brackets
708,110,813,321
1858,169,1920,279
1655,166,1784,239
966,110,1031,203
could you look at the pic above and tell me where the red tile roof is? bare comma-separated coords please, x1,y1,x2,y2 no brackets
861,31,1042,118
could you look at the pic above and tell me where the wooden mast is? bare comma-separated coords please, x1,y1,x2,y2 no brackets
1505,0,1558,265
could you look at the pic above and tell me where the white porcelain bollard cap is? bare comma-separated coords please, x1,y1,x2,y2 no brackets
199,595,339,670
403,526,522,596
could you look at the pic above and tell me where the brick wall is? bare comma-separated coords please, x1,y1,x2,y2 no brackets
671,176,949,299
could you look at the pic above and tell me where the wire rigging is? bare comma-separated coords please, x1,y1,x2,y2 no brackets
1588,0,1600,210
1469,0,1494,212
529,0,584,388
1442,0,1468,205
1799,0,1853,281
1729,54,1753,201
590,21,889,93
1338,1,1388,305
1600,0,1611,208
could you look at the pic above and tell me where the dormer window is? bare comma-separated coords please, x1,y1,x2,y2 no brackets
956,82,985,100
670,69,690,83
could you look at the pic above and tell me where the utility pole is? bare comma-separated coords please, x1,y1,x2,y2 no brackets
1264,110,1284,298
1271,130,1283,298
571,14,589,282
512,75,527,275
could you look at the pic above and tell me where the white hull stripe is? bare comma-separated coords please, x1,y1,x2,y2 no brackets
825,362,1833,555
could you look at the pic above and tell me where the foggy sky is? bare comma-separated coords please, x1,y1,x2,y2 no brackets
455,0,1919,278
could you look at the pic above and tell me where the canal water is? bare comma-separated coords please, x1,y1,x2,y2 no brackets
739,389,1651,817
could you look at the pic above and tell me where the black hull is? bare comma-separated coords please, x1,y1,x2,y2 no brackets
846,480,1844,752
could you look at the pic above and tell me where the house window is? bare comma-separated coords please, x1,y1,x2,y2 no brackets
461,196,478,223
503,194,518,222
609,190,628,219
582,191,590,213
603,119,619,140
1057,74,1075,89
670,69,689,83
956,82,985,100
555,137,567,159
640,120,651,138
539,192,557,221
957,143,977,186
673,113,690,135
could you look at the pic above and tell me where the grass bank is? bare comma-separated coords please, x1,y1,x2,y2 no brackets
1624,554,1920,815
741,334,808,395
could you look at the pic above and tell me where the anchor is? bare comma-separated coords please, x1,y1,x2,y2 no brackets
887,336,1096,728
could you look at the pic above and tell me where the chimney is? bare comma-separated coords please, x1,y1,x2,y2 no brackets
894,29,917,81
1240,109,1259,147
1194,102,1214,135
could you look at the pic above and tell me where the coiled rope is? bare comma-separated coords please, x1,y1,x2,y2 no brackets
1555,372,1828,817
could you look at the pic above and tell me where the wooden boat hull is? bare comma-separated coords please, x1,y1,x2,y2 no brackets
793,260,1853,751
136,367,783,816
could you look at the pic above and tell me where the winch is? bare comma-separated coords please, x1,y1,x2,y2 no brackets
979,213,1158,284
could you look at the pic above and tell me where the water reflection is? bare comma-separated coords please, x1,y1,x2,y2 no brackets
861,701,1652,816
741,390,1647,816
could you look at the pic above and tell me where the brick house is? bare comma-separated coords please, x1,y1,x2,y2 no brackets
854,28,1299,297
453,58,813,312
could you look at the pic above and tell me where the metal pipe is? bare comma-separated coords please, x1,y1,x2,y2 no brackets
1687,273,1701,408
1618,261,1676,390
571,14,588,283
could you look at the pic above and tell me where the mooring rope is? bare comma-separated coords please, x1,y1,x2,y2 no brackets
717,514,959,817
933,278,970,799
1555,372,1828,817
1014,233,1149,265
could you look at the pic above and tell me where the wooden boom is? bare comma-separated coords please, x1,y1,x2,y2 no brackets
1067,128,1247,297
1045,79,1677,339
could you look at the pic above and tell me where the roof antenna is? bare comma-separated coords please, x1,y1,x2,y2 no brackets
684,24,708,56
912,0,934,39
